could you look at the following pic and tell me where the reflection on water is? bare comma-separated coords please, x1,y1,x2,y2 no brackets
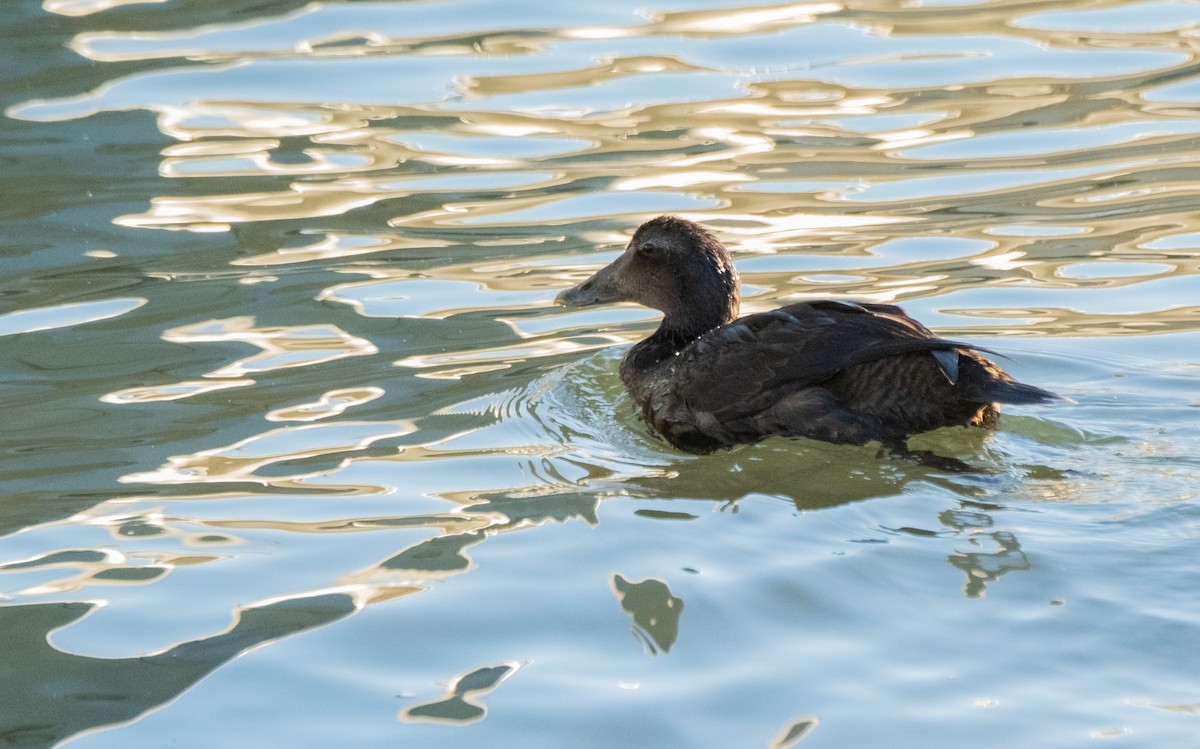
612,574,685,655
3,0,1200,746
401,661,524,724
770,718,820,749
0,594,355,747
0,298,147,337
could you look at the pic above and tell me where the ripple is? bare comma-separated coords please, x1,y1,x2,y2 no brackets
1144,232,1200,250
44,0,166,15
902,121,1200,160
1145,77,1200,102
1013,2,1200,33
837,163,1121,202
984,226,1089,237
232,232,451,267
401,661,524,724
101,379,255,404
452,190,721,226
5,1,1200,747
0,298,146,337
386,133,593,159
266,387,385,422
159,317,378,378
322,278,547,319
102,318,381,404
120,420,415,486
1056,262,1176,280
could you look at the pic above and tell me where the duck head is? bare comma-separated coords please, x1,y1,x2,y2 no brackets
556,216,740,336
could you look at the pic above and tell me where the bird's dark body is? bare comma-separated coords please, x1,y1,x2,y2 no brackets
620,300,1016,453
557,216,1063,453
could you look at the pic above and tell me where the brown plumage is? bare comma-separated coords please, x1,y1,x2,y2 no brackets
556,216,1065,453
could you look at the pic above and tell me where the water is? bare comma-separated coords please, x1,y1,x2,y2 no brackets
2,0,1200,746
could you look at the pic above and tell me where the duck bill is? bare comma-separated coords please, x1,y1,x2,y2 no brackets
555,255,626,307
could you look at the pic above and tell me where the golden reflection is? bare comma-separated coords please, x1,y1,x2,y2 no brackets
157,102,373,141
105,317,378,405
611,170,753,190
119,165,568,232
460,55,706,99
870,128,970,150
319,275,549,320
396,337,626,379
940,306,1200,337
44,0,166,16
5,4,1198,736
358,584,425,606
161,316,377,377
211,513,498,538
101,379,254,404
266,387,385,422
649,2,841,35
2,545,225,597
160,140,374,178
63,1,843,65
233,233,452,267
119,420,414,486
1129,699,1200,715
116,186,384,231
969,250,1037,271
75,20,1200,313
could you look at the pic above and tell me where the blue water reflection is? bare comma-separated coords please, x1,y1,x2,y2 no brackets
2,0,1200,747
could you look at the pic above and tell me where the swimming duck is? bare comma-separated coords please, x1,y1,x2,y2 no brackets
556,216,1064,453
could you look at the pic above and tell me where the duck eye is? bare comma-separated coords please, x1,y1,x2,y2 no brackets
639,241,662,256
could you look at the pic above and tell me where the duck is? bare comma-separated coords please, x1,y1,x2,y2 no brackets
555,215,1065,454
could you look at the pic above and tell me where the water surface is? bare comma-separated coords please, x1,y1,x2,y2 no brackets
3,0,1200,746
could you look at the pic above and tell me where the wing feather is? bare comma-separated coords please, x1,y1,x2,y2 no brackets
668,301,979,417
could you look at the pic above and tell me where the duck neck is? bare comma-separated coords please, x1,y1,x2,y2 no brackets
621,250,740,380
624,304,734,374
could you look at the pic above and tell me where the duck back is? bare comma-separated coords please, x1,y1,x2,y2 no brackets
621,300,1058,452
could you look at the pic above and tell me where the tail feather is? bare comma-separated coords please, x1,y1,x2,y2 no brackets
955,350,1071,405
959,376,1070,405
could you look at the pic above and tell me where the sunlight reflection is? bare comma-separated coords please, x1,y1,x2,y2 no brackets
162,316,377,378
396,337,626,380
102,379,255,404
234,233,453,267
119,420,415,486
321,277,547,320
267,387,386,422
652,2,841,35
115,186,386,231
4,1,1200,744
44,0,166,17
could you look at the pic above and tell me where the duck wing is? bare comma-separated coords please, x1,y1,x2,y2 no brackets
671,300,981,416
